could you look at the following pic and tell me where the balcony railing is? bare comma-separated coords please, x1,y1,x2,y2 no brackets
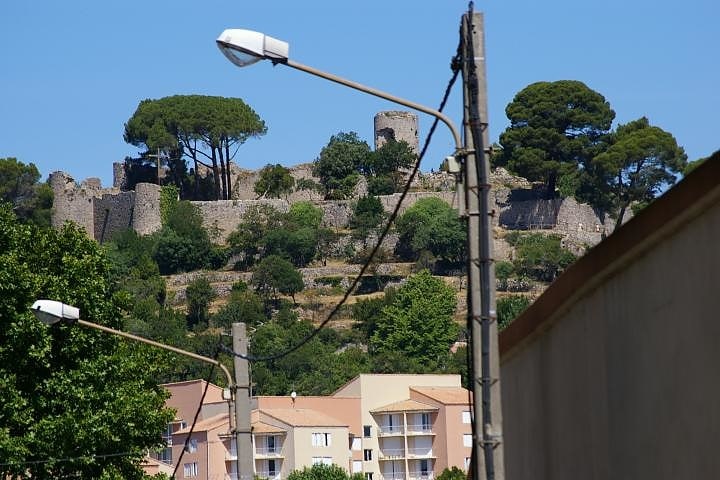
255,447,283,457
405,424,433,435
378,425,405,436
381,474,406,480
408,471,434,480
406,448,434,458
378,448,405,460
256,471,281,480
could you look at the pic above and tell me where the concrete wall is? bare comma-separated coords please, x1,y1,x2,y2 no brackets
498,160,720,479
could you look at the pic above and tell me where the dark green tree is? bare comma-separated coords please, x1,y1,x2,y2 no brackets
288,462,363,480
251,255,305,303
312,132,371,200
362,139,417,194
263,227,318,268
370,270,458,369
498,80,615,198
0,205,173,479
286,201,324,230
508,233,576,282
0,157,53,227
211,290,266,329
124,95,267,200
437,467,468,480
186,277,216,329
590,117,687,227
227,204,283,268
394,197,465,263
254,164,295,199
349,196,386,246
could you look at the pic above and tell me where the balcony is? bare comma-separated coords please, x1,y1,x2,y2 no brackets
378,448,405,460
256,471,281,480
408,472,434,480
405,424,434,436
406,448,434,459
378,424,405,436
381,474,406,480
255,447,284,458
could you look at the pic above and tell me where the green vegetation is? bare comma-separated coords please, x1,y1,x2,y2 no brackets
251,255,305,304
287,463,364,480
0,157,53,227
437,467,468,480
124,95,267,200
349,195,386,246
255,164,295,199
505,232,576,282
497,295,531,329
186,277,216,329
312,132,370,200
0,204,173,479
395,197,465,265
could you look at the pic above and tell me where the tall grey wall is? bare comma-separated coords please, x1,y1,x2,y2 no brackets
499,182,720,479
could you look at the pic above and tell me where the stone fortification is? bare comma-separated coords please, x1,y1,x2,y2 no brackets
374,111,419,152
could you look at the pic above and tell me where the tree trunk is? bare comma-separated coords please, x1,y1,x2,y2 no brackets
218,145,228,200
225,142,233,199
546,170,558,199
210,148,221,200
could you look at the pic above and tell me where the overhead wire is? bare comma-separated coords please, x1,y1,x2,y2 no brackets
221,40,464,364
171,347,219,479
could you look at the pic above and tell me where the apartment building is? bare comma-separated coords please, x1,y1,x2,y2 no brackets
151,374,471,480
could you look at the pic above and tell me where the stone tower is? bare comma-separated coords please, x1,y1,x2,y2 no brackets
374,111,419,153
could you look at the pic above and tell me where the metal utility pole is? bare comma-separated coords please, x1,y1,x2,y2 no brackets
232,323,254,480
460,9,505,480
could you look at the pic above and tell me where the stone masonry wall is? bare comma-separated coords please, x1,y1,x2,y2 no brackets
93,191,135,242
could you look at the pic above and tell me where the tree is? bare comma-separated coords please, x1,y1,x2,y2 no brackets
124,95,267,200
349,196,386,246
251,255,304,303
590,117,687,227
507,232,576,282
227,204,284,268
211,290,266,329
437,467,468,480
254,164,295,199
370,270,458,369
362,139,417,194
497,295,531,329
288,462,363,480
498,80,615,198
395,197,465,264
286,201,324,230
0,157,53,226
186,277,216,329
312,132,371,200
263,227,318,268
0,204,173,479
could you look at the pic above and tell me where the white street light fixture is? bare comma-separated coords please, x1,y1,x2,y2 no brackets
216,28,462,151
217,29,289,67
31,299,237,461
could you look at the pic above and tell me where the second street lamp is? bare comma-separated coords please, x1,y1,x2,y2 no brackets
30,299,239,476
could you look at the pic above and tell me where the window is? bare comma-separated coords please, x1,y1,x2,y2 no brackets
312,432,332,447
365,473,374,480
312,457,332,466
464,457,471,471
463,434,472,447
352,437,362,451
420,413,431,430
353,460,363,473
185,438,197,453
267,435,276,453
363,425,372,437
364,449,373,461
462,411,471,424
183,462,198,477
180,421,188,430
268,459,277,476
420,459,429,475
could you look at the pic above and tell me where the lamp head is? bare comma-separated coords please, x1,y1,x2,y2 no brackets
216,29,289,67
31,300,80,325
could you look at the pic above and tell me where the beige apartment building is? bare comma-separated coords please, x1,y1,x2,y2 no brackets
152,374,472,480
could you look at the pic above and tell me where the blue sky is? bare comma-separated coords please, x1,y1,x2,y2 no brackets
1,1,717,187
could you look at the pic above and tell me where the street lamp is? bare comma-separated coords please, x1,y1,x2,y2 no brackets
30,300,237,472
216,28,463,151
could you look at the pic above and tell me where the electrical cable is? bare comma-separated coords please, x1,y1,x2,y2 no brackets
170,347,219,479
220,46,463,364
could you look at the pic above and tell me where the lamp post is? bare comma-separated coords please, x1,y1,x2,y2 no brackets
30,300,238,475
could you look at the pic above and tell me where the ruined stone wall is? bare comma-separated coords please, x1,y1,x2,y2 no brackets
133,183,162,236
374,111,419,152
194,199,290,240
93,191,136,242
50,171,102,236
